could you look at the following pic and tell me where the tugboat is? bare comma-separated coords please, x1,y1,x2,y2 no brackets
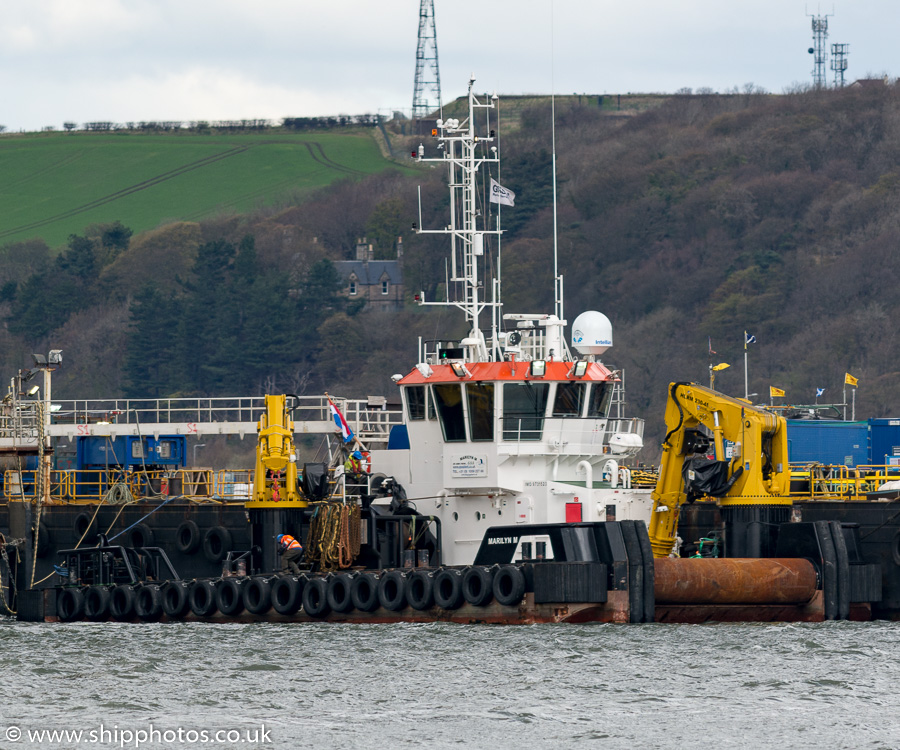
1,75,893,625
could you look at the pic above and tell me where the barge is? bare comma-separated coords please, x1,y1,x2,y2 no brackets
1,76,897,624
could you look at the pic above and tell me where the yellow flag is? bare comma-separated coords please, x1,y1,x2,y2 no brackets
845,373,858,387
770,386,785,398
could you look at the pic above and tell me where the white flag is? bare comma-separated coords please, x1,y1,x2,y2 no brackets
490,178,515,207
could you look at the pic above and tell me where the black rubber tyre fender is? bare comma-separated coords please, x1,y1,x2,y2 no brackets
462,566,494,607
243,577,273,615
434,568,465,609
128,522,155,548
350,572,380,612
36,521,51,558
73,511,93,538
189,580,218,617
492,565,526,607
216,578,245,616
57,588,85,622
326,574,354,614
134,585,163,621
302,577,330,618
203,526,232,563
271,575,304,616
161,581,191,619
109,585,136,620
407,569,435,610
84,586,111,621
377,570,407,611
175,520,201,555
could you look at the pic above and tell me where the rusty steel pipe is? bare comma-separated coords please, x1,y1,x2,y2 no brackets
655,557,818,605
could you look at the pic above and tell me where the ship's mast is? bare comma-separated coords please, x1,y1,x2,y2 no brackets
415,76,500,362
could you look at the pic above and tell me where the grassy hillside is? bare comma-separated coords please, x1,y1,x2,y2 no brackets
0,130,411,248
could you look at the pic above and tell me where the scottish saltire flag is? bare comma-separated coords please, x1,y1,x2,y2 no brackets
328,397,354,443
816,388,825,397
745,332,756,345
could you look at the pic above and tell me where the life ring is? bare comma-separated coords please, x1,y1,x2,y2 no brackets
84,586,111,621
109,585,136,620
128,523,155,548
326,574,354,613
189,580,218,617
215,578,245,616
377,570,407,612
161,581,191,619
203,526,232,563
175,521,201,555
492,565,526,607
242,578,273,615
57,588,85,622
302,577,330,618
350,572,380,612
433,568,464,609
406,569,435,611
271,575,304,616
134,585,163,621
462,566,494,606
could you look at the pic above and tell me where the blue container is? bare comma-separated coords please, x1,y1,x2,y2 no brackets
868,419,900,466
786,421,868,466
75,435,186,469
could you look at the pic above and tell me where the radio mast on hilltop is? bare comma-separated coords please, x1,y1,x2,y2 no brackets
412,0,442,121
831,43,849,87
807,9,832,88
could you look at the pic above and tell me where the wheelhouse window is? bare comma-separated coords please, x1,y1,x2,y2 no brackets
433,384,467,442
466,382,494,441
587,382,614,418
552,382,586,417
405,385,427,420
502,383,550,441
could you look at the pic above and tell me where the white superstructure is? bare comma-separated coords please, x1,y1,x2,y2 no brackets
368,77,652,565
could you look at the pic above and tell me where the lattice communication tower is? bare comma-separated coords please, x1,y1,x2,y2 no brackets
831,43,849,87
807,11,832,88
412,0,442,120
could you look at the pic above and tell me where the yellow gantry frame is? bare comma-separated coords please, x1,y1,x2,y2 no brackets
648,382,791,558
248,394,306,507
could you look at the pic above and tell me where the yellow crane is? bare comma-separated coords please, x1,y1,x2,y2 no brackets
648,382,791,558
249,394,305,507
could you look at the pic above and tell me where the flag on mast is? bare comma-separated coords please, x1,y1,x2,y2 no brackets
708,337,716,356
489,178,515,207
816,388,825,397
770,386,785,398
845,373,859,387
327,396,354,443
745,331,756,347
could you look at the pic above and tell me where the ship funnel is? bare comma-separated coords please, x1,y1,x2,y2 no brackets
571,311,613,356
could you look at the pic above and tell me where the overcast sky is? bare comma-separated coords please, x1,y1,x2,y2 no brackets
1,1,895,132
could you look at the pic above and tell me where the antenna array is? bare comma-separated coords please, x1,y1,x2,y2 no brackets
831,43,849,87
807,11,832,89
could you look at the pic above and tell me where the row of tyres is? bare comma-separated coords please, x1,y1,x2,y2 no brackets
53,564,528,622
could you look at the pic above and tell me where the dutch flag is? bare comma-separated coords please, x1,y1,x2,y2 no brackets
328,397,354,443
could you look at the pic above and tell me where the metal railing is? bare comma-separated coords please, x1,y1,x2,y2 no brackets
789,463,900,501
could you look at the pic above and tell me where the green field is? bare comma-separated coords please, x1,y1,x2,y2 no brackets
0,130,409,249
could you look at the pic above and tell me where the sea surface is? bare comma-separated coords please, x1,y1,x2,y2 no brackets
0,619,899,750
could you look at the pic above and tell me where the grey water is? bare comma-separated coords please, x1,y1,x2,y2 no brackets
1,620,899,750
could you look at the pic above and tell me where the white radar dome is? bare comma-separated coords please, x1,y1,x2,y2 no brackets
571,311,613,356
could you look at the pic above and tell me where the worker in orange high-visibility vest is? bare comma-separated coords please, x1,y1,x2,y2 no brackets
277,533,304,575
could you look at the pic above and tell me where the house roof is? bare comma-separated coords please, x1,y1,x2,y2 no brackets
334,260,403,285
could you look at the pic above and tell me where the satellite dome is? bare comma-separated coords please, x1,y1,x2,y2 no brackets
571,311,613,356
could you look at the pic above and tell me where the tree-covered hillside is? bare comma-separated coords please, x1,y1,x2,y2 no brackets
1,83,899,458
